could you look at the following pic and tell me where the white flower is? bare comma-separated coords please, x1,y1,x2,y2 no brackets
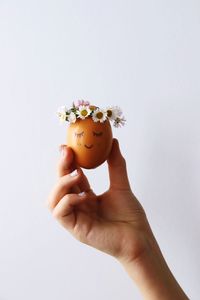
105,107,116,120
68,111,76,123
57,112,67,123
56,103,126,127
112,106,123,118
77,105,91,119
57,106,67,114
113,116,126,128
56,106,67,123
92,108,107,123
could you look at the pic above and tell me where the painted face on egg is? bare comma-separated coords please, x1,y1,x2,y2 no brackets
66,117,113,169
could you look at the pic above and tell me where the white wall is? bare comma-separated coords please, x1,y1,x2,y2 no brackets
0,1,200,299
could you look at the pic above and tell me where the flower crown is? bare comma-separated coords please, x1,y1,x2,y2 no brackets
57,100,126,128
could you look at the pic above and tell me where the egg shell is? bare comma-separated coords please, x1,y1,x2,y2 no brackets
66,117,113,169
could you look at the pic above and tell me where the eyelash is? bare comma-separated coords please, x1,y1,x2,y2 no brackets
75,131,84,138
93,131,103,137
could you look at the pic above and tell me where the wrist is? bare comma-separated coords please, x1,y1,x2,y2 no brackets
118,230,188,300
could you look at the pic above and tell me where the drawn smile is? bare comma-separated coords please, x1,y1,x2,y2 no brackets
85,144,93,149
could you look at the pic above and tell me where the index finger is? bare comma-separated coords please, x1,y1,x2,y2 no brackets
57,145,76,178
57,144,81,194
57,145,91,194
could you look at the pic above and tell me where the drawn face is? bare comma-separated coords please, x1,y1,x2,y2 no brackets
66,117,113,169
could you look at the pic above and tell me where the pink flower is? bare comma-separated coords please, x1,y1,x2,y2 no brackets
74,99,90,107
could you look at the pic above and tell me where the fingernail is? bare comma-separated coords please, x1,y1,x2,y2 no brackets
70,169,78,177
62,148,66,157
79,192,85,196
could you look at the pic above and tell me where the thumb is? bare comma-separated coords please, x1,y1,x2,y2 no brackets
107,139,130,190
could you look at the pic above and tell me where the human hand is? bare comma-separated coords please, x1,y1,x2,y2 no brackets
47,138,189,299
47,139,150,263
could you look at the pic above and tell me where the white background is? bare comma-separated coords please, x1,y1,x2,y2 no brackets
0,1,200,299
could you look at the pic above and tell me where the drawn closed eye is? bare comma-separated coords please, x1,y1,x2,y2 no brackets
93,131,103,137
75,131,84,138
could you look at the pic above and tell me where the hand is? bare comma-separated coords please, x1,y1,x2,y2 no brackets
47,139,150,262
47,138,189,299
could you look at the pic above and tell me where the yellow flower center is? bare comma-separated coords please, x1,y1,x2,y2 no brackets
107,110,112,117
89,105,96,111
96,112,103,119
81,109,88,117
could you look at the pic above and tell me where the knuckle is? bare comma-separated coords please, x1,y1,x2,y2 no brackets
58,176,67,186
59,172,80,186
57,177,69,189
46,192,54,211
46,200,52,211
52,194,73,220
63,194,71,202
52,209,61,220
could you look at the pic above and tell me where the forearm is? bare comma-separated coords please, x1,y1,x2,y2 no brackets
119,230,189,300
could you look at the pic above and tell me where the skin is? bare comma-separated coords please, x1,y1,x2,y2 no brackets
47,139,189,300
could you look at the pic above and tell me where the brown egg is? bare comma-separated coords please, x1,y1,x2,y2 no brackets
66,117,113,169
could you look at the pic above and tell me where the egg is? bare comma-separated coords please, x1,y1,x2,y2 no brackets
67,117,113,169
